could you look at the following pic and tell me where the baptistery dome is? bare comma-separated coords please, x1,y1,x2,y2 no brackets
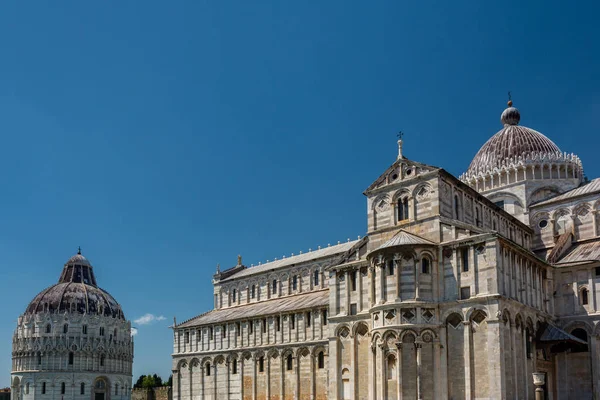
25,251,125,319
11,251,133,400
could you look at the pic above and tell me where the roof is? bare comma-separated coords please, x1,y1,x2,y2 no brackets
176,290,329,328
377,230,434,250
466,105,563,177
221,240,359,282
533,178,600,207
539,323,587,344
555,240,600,266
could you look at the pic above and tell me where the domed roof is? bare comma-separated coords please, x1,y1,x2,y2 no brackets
25,251,125,319
466,101,562,176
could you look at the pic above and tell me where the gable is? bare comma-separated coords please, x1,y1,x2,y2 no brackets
364,157,439,195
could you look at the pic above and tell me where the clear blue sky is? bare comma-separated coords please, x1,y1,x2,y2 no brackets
0,1,598,387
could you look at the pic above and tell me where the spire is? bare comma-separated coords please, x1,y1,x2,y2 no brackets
77,246,82,255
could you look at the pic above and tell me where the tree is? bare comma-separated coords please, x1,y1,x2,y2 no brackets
152,374,163,387
134,375,146,389
165,375,172,387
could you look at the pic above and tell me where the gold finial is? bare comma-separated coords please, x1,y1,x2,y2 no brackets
507,91,513,107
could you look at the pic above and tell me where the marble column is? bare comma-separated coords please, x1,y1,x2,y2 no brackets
416,341,423,400
396,342,403,400
463,321,472,399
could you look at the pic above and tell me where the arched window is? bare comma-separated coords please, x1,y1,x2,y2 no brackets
37,352,42,365
25,383,29,394
100,355,105,367
318,351,324,369
572,328,589,352
272,280,278,295
232,289,236,302
475,207,481,227
286,354,293,371
69,352,74,365
45,324,51,334
421,257,431,274
397,198,409,221
206,362,211,376
581,288,589,305
232,359,238,374
61,382,66,395
259,357,264,373
387,260,395,276
63,324,68,334
42,382,46,394
80,383,85,395
251,285,256,299
314,270,320,286
292,275,298,291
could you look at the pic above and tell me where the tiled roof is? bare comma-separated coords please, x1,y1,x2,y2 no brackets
533,178,600,207
377,230,434,250
555,240,600,265
221,240,359,282
539,323,587,344
176,290,329,328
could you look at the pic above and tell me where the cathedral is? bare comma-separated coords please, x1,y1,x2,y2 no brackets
11,251,134,400
171,100,600,400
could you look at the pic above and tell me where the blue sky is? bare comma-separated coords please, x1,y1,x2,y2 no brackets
0,1,598,386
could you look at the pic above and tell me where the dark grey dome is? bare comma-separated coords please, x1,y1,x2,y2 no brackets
25,252,125,319
466,102,562,176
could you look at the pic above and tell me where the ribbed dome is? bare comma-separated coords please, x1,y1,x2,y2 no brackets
24,252,125,319
466,103,562,176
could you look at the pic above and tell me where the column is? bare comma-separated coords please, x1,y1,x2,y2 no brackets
463,321,472,399
252,356,257,400
213,363,217,400
416,342,423,400
369,342,376,400
396,343,403,400
379,263,386,304
310,354,315,400
226,360,231,400
511,323,518,396
200,366,205,400
522,327,529,400
395,256,401,301
295,354,300,400
240,357,245,400
414,258,420,300
439,327,448,400
279,356,284,400
266,357,270,400
378,344,386,400
345,270,351,315
487,317,505,399
369,266,375,307
333,273,340,315
589,269,597,312
358,267,364,312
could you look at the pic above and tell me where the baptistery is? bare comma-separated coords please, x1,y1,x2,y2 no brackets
11,250,133,400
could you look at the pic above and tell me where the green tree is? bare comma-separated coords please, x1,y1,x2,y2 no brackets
165,375,172,387
134,375,146,389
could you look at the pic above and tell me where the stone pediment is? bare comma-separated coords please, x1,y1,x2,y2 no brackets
364,157,439,195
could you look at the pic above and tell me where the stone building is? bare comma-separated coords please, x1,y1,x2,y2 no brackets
11,251,134,400
172,100,600,399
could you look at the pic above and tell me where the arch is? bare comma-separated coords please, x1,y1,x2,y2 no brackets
176,358,189,370
514,313,524,330
267,348,280,359
552,208,571,220
392,189,411,202
501,309,512,325
419,328,437,340
563,320,593,335
465,305,489,321
353,321,369,337
281,348,295,359
335,324,352,338
412,182,433,199
382,329,398,342
573,202,592,218
399,329,418,342
445,312,464,329
311,345,328,357
530,186,561,204
296,347,310,358
441,308,465,322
